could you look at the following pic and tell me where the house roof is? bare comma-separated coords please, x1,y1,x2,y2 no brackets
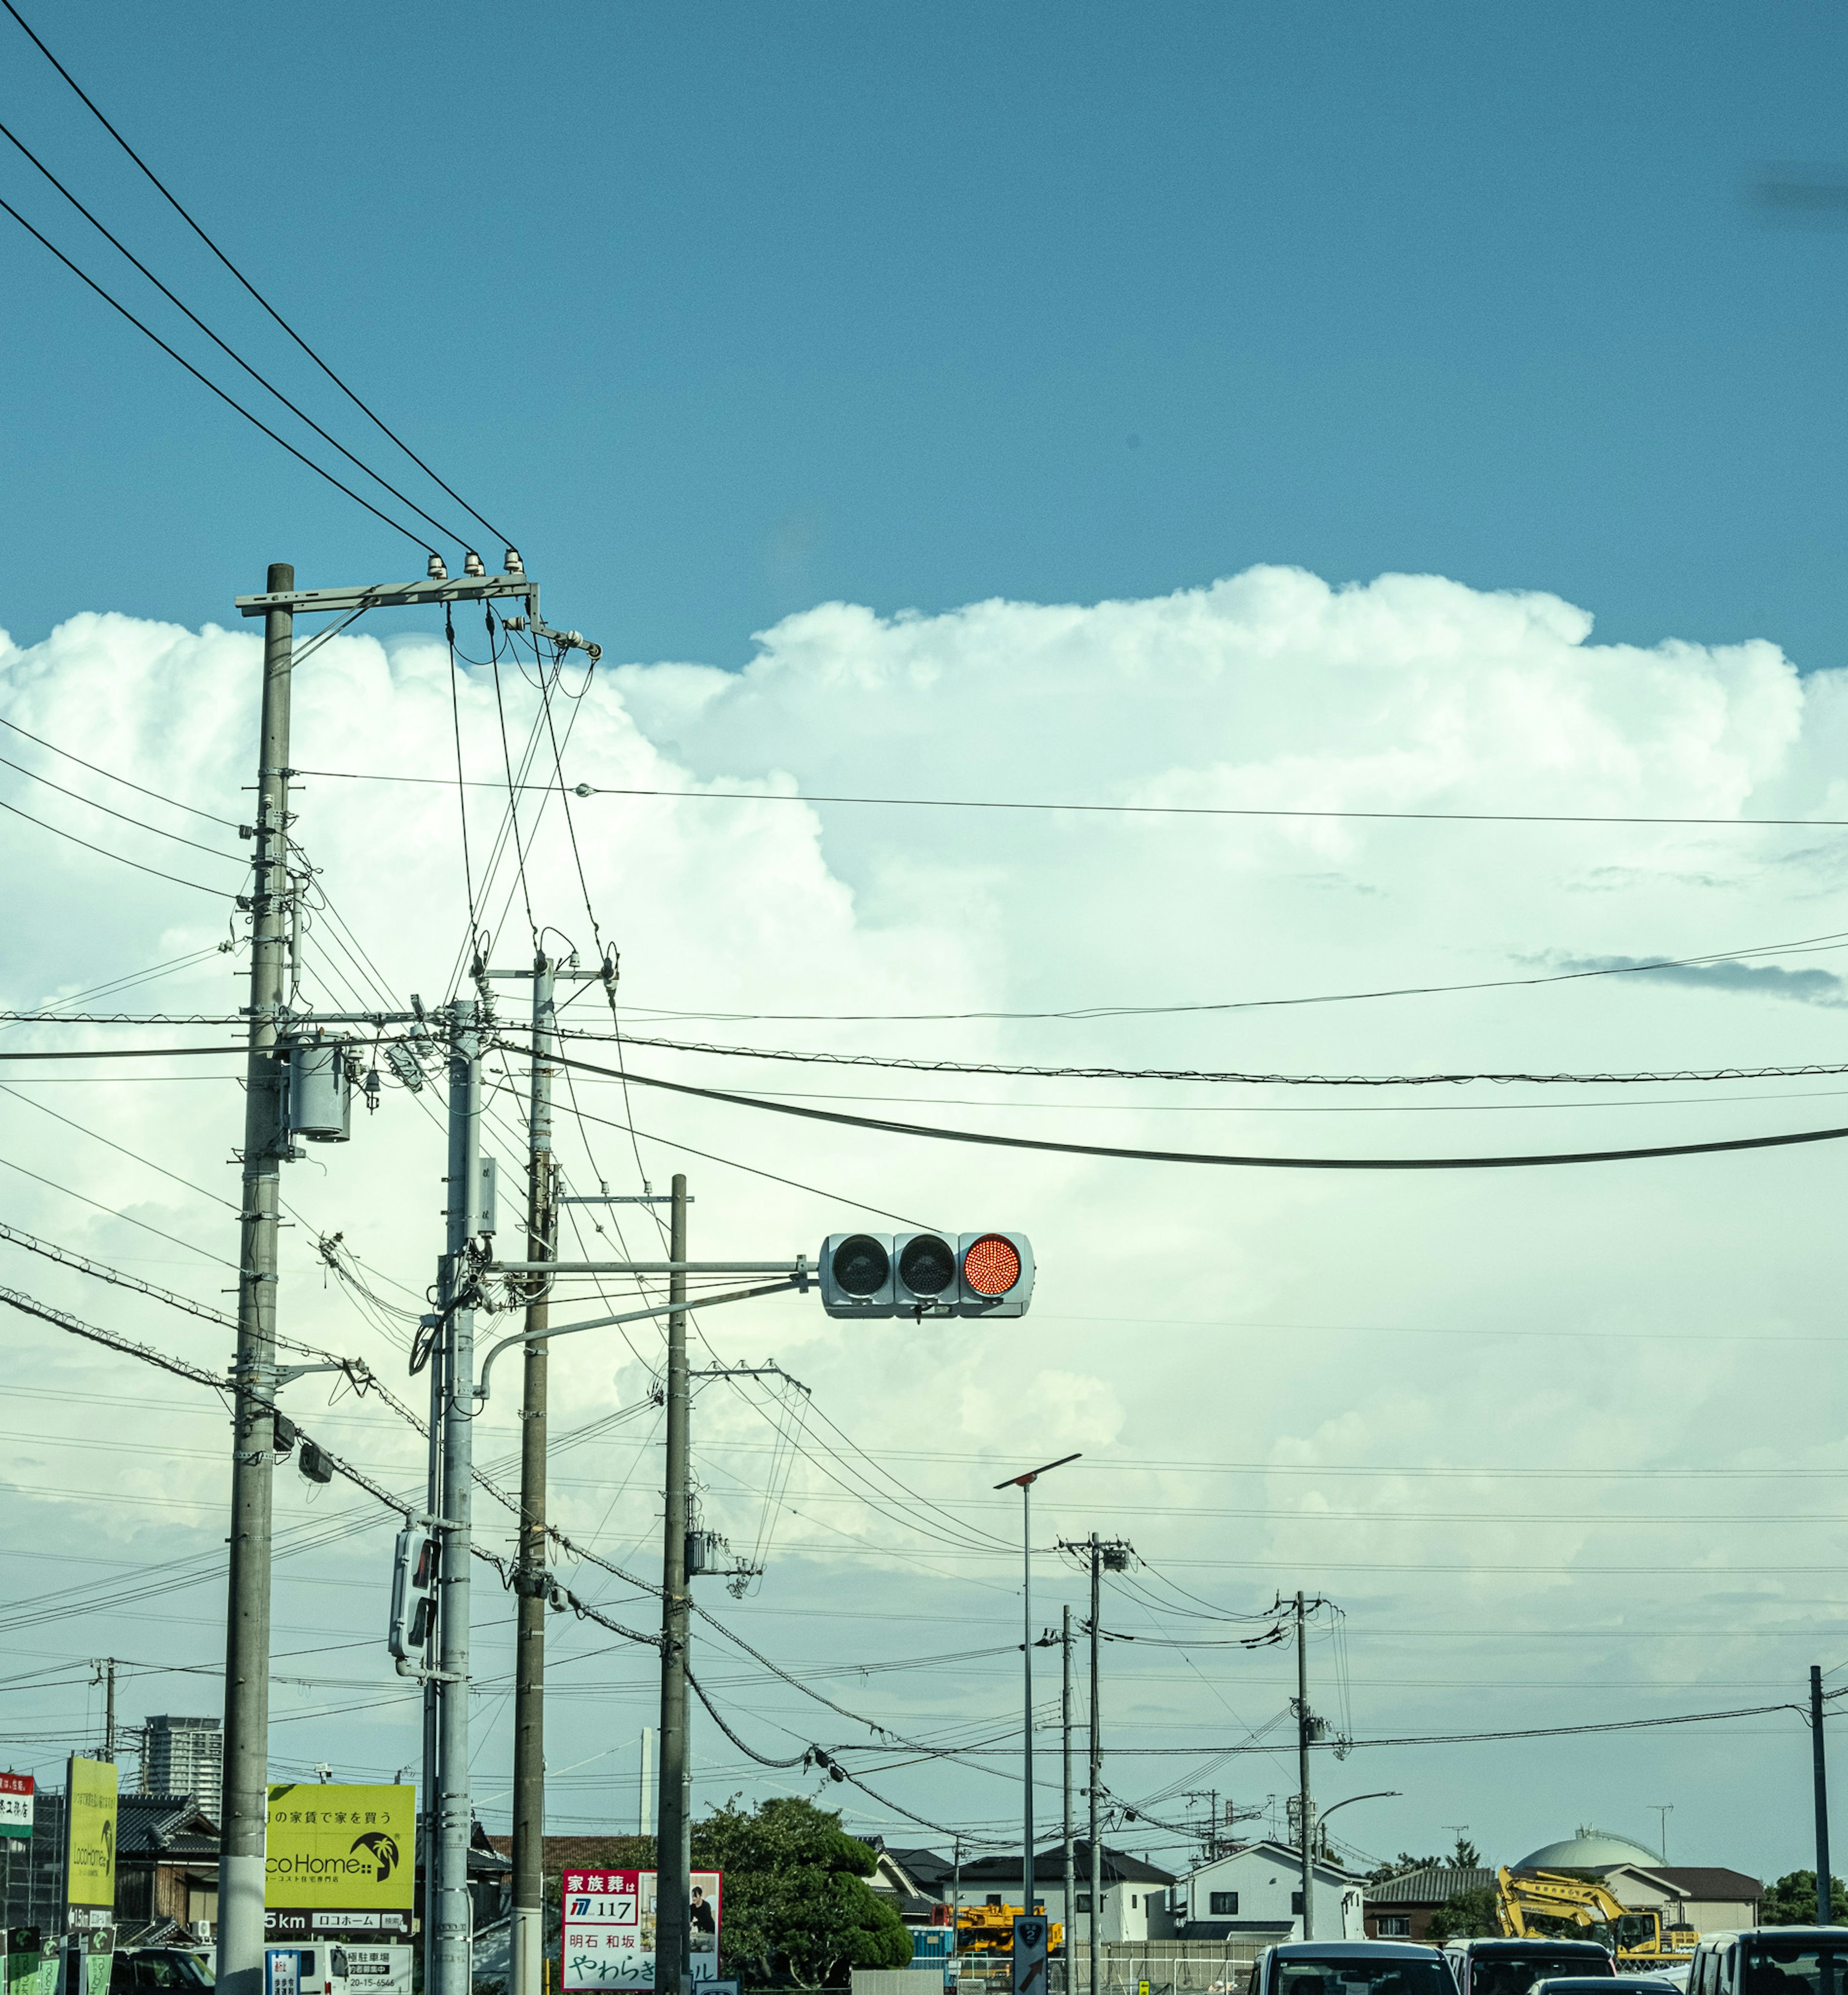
117,1794,219,1859
958,1842,1175,1888
868,1841,955,1893
1603,1865,1763,1900
1193,1841,1364,1885
1367,1867,1498,1906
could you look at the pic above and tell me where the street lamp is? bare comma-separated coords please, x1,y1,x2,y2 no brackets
996,1455,1081,1928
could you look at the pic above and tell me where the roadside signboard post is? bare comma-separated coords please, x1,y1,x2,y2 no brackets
64,1757,117,1995
560,1870,722,1990
1012,1918,1048,1995
265,1784,415,1995
2,1774,42,1995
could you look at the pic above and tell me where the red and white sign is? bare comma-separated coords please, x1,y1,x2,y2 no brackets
560,1870,721,1991
0,1772,32,1840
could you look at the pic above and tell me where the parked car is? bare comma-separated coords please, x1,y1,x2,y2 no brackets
1531,1978,1680,1995
1247,1939,1455,1995
108,1950,214,1993
1688,1926,1848,1995
1445,1940,1617,1995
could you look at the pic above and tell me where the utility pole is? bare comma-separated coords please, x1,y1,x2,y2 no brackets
1054,1532,1130,1995
220,559,295,1995
1815,1666,1834,1925
655,1176,691,1995
93,1660,116,1765
998,1456,1079,1927
432,1000,482,1995
1295,1592,1313,1943
511,954,556,1995
1062,1606,1075,1969
1089,1539,1100,1995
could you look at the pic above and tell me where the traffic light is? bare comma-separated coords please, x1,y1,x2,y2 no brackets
388,1527,436,1662
820,1232,1033,1318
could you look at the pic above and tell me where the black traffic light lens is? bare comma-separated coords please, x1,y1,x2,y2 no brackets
832,1234,891,1295
898,1233,956,1295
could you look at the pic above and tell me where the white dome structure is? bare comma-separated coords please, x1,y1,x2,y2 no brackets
1515,1829,1664,1871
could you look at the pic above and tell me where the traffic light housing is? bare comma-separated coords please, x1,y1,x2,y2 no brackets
388,1527,436,1662
821,1232,1033,1318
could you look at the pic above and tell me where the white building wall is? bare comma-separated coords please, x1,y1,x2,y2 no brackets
1178,1848,1364,1941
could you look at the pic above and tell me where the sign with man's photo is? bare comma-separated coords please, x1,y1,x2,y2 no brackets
560,1869,722,1990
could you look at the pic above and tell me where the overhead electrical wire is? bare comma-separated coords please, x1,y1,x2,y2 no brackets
537,1044,1848,1173
0,193,438,554
0,713,239,829
610,925,1848,1024
552,1023,1848,1091
0,0,511,548
0,785,233,896
0,114,475,550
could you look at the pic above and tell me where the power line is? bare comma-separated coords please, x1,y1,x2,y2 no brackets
539,1044,1848,1174
0,192,437,552
0,712,240,829
554,1024,1848,1091
612,925,1848,1023
0,785,233,896
286,765,1848,831
0,0,510,548
0,112,475,550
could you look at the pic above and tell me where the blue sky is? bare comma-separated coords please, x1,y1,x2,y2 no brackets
8,2,1848,669
15,3,1848,1884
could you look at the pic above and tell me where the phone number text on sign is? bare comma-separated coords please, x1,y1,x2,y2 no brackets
562,1871,642,1990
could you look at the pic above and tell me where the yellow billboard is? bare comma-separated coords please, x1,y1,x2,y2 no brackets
64,1756,117,1913
265,1784,414,1924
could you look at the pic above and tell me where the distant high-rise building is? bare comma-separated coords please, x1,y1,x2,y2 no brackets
142,1715,222,1816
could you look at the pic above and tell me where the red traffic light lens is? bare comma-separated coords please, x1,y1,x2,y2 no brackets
961,1234,1021,1296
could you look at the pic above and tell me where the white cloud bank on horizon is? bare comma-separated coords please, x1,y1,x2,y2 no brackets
2,564,1846,1868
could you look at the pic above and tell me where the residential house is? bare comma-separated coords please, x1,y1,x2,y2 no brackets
114,1793,221,1945
865,1842,957,1925
1362,1866,1497,1944
954,1845,1176,1944
1572,1865,1761,1935
1171,1841,1365,1944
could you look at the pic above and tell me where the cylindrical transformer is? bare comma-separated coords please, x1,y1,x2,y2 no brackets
286,1036,352,1142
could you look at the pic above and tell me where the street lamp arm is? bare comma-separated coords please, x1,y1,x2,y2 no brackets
473,1277,803,1402
1318,1791,1402,1821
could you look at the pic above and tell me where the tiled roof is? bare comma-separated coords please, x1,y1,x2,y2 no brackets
1609,1865,1762,1899
959,1843,1175,1887
1366,1866,1497,1905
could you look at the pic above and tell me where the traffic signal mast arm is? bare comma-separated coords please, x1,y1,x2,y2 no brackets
472,1273,812,1404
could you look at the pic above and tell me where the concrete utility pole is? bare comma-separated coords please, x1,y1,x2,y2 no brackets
1062,1607,1075,1969
432,1001,482,1995
1815,1665,1834,1925
94,1659,116,1765
219,559,295,1995
512,955,556,1995
1054,1532,1131,1995
655,1176,692,1995
1295,1592,1313,1943
997,1456,1079,1926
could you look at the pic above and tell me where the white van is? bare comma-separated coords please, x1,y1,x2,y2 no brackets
1688,1928,1848,1995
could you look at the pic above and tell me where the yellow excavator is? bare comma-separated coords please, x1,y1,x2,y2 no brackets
955,1905,1065,1955
1497,1867,1697,1968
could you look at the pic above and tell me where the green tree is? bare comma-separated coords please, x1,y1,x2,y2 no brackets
1453,1836,1483,1869
1427,1886,1501,1946
1762,1871,1848,1925
693,1795,911,1986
